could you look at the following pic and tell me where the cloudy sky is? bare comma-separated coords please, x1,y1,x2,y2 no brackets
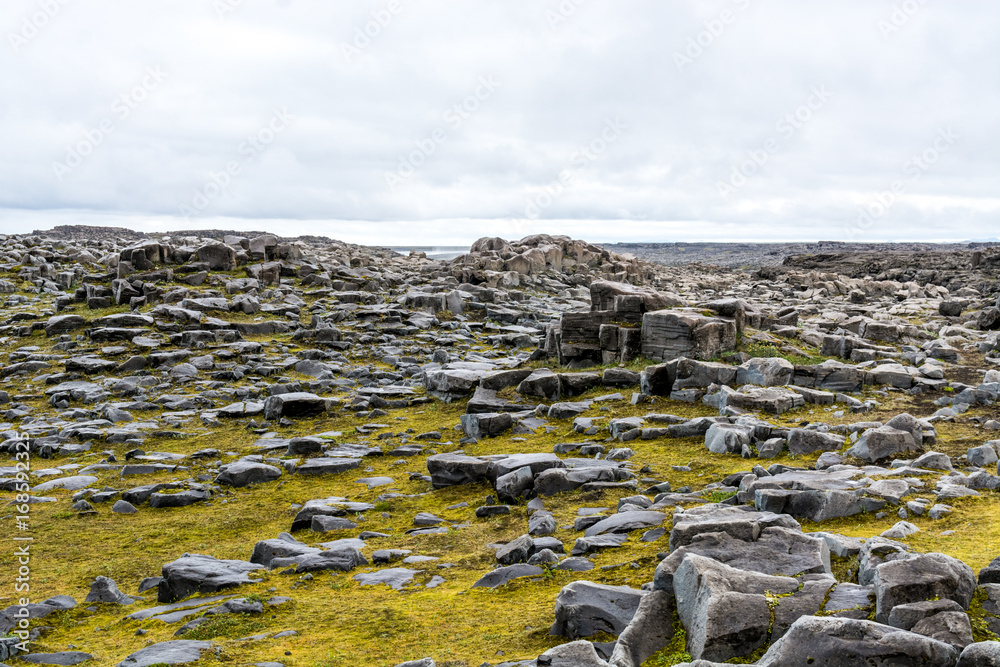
1,0,998,245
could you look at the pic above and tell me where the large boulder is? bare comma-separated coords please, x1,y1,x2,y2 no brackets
873,552,976,624
517,368,562,401
846,425,921,462
736,357,794,387
673,553,798,661
262,392,328,420
755,616,959,666
704,423,753,455
426,453,490,488
157,554,264,603
550,581,646,639
668,506,800,552
195,243,236,270
590,280,685,312
641,310,738,362
607,590,675,667
788,428,844,456
214,461,281,487
655,526,830,594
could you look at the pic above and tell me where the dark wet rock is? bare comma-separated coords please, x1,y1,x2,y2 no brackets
158,554,264,603
263,392,328,420
84,576,134,605
472,564,543,589
215,461,282,487
551,580,646,639
427,453,490,488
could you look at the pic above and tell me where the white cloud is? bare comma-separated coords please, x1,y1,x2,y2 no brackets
0,0,997,242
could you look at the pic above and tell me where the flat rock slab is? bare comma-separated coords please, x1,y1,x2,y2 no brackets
158,554,264,603
215,461,282,487
472,564,544,589
294,458,360,475
34,475,98,492
355,476,394,490
125,595,236,621
117,640,215,667
19,653,94,665
584,510,666,537
354,568,423,591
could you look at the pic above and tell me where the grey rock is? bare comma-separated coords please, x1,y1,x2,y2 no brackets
18,652,94,665
158,554,264,603
607,590,675,667
551,581,646,639
84,576,133,605
958,642,1000,666
873,552,976,624
262,392,327,420
673,553,798,661
584,511,665,537
472,564,543,589
755,616,959,666
536,640,608,667
787,428,843,456
846,425,921,462
911,611,975,649
426,453,489,488
736,357,794,387
354,568,421,591
215,461,281,487
117,640,215,667
112,500,137,514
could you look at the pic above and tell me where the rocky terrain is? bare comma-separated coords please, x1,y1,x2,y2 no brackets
0,229,998,666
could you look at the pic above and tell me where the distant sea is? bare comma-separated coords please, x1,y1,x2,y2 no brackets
390,246,469,261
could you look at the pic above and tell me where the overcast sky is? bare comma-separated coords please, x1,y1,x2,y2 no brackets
1,0,998,245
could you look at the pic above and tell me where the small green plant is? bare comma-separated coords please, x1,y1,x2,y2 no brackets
703,489,737,503
183,613,267,640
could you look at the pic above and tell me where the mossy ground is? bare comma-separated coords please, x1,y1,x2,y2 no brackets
1,268,998,664
9,380,998,665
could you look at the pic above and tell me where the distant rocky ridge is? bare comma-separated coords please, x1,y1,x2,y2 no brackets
30,225,340,246
603,241,1000,270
